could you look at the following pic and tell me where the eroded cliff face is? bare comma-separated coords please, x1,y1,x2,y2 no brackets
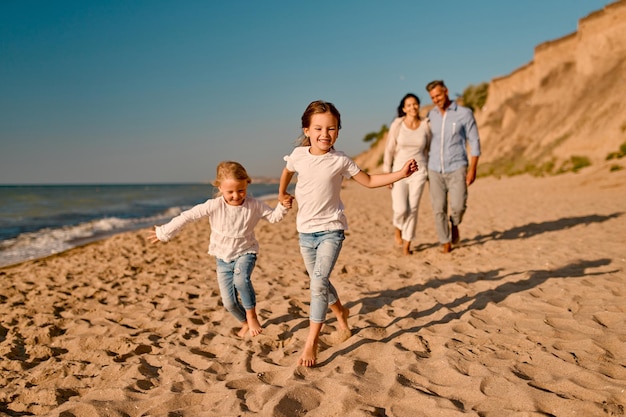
475,0,626,175
355,0,626,176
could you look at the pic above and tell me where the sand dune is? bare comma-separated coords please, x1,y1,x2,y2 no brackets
1,167,625,416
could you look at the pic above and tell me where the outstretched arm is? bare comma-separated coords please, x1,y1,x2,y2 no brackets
146,227,161,244
352,159,418,188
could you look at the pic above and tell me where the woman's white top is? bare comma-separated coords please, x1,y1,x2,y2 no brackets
383,117,431,173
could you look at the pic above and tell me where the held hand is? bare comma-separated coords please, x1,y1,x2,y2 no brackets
146,227,160,244
282,194,294,209
401,159,418,177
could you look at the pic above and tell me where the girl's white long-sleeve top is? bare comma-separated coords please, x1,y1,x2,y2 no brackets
155,196,288,262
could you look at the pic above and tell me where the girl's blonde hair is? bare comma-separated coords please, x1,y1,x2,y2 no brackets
213,161,251,196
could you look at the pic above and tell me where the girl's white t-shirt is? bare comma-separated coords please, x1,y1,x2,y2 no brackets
284,147,361,233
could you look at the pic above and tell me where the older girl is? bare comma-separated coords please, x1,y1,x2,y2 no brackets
279,100,417,367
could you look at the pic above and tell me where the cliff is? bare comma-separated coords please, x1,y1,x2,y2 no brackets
355,0,626,176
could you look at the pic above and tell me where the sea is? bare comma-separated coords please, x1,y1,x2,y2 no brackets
0,183,286,268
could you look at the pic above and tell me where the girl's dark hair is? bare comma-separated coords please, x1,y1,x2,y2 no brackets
298,100,342,146
397,93,421,118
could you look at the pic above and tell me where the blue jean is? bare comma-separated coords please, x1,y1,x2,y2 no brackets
299,230,345,323
428,167,468,244
215,253,257,323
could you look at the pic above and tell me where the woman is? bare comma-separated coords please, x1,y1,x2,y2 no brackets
383,93,431,255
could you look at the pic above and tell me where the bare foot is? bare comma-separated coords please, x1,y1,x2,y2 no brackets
451,223,460,245
237,322,249,338
298,340,318,367
336,328,352,343
441,242,452,254
326,328,352,345
247,316,263,337
337,305,350,331
298,322,322,367
246,309,263,337
394,228,402,246
402,240,413,255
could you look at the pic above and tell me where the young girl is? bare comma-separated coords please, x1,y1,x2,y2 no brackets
278,100,418,367
383,93,431,255
148,161,292,338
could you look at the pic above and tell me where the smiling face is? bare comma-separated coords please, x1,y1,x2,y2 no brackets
428,85,451,112
303,111,339,155
402,95,420,118
218,178,248,206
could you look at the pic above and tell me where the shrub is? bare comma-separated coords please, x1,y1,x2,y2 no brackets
605,141,626,160
461,82,489,112
557,155,591,173
363,124,388,148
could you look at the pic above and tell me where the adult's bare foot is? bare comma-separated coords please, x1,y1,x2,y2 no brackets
394,228,403,246
402,240,413,255
451,223,460,245
441,242,452,253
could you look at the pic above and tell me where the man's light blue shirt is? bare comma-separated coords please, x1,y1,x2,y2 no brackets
427,101,481,174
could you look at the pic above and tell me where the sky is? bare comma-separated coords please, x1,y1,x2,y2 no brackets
0,0,613,184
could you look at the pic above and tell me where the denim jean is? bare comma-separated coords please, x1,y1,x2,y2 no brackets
299,230,345,323
215,253,257,323
428,167,468,244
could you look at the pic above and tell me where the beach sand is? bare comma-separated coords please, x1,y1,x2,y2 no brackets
1,167,625,416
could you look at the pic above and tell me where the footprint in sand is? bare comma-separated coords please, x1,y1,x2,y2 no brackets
394,334,431,359
272,386,322,417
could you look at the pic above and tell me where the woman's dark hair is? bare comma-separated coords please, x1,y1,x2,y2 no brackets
397,93,421,118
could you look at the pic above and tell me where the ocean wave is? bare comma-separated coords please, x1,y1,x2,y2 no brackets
0,209,182,268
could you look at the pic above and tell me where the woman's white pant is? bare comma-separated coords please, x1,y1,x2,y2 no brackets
391,169,428,242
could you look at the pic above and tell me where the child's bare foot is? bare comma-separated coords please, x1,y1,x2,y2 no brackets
326,327,352,345
338,305,350,331
237,322,249,338
247,316,263,337
298,322,322,367
246,309,263,337
298,340,318,367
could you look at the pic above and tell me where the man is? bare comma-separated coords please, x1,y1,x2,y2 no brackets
425,80,481,253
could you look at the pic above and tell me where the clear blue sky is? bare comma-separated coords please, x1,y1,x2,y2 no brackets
0,0,612,184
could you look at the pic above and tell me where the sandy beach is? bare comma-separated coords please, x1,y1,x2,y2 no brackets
1,167,625,416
